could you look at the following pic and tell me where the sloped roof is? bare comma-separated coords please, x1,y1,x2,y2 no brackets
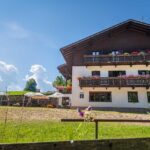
57,64,71,79
58,19,150,78
61,19,150,51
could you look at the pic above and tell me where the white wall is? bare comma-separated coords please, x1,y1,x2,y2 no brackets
86,65,146,77
72,65,150,108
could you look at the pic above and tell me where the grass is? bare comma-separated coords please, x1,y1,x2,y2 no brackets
7,91,29,95
0,121,150,143
0,106,150,143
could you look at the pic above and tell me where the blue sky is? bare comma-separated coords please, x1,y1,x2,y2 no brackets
0,0,150,91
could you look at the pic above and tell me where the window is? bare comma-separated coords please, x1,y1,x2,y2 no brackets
92,71,100,76
147,92,150,103
92,51,99,56
96,52,99,55
109,71,126,77
128,92,138,103
62,97,70,106
80,93,84,99
138,70,150,75
89,92,112,102
92,52,96,55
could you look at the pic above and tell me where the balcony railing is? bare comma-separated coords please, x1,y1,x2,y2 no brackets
79,77,150,88
84,54,150,65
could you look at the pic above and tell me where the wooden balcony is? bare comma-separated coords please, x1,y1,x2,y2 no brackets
84,54,150,66
79,77,150,88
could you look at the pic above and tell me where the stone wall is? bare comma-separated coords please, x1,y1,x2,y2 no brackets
0,138,150,150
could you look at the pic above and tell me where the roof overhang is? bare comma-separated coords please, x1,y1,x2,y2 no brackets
57,64,72,80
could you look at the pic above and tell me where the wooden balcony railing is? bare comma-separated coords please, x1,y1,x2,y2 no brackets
84,54,150,66
79,77,150,88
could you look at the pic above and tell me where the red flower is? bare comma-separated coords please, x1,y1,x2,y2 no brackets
131,51,139,55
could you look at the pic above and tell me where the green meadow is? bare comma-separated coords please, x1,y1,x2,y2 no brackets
0,106,150,143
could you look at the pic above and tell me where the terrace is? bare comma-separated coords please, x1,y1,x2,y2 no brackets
84,50,150,66
78,76,150,88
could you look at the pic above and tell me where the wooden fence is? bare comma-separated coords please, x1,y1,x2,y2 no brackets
61,119,150,139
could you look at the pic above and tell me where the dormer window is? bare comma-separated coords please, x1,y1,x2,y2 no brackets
92,71,100,76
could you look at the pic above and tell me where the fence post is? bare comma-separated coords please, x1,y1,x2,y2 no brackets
95,121,98,139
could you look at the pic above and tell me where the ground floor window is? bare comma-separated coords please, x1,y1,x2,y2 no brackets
128,92,138,103
89,92,112,102
147,92,150,103
62,97,70,106
80,92,84,99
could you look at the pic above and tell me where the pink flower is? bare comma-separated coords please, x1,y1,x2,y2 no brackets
77,108,84,117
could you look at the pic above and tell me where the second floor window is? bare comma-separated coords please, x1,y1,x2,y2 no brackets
92,71,100,76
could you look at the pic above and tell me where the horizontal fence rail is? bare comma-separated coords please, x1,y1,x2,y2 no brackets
79,77,150,88
61,119,150,139
84,54,150,65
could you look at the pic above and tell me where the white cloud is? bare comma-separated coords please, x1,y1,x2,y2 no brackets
0,61,20,91
25,64,52,92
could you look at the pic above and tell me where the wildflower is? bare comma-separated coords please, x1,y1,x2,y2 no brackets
77,106,95,122
77,108,84,117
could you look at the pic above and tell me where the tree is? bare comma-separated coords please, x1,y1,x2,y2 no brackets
24,78,37,92
53,76,66,87
66,79,72,86
53,76,72,93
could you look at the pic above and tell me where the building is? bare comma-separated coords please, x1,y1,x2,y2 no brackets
58,19,150,108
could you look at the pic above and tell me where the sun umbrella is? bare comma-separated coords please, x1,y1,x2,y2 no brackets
48,92,64,98
24,92,43,97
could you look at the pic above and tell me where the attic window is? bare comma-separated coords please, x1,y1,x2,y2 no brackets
92,51,99,56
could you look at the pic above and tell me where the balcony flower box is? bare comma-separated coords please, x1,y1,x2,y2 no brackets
78,76,101,80
131,51,139,55
119,75,150,79
55,86,72,93
139,51,146,56
123,53,130,56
